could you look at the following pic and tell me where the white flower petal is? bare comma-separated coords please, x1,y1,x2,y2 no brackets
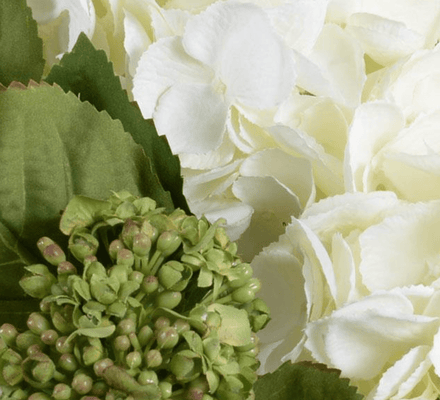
154,83,228,154
183,1,295,108
308,24,366,107
359,201,440,291
150,6,190,39
346,13,423,66
239,148,315,209
344,101,404,192
252,249,307,373
133,36,213,119
183,159,242,203
368,346,432,400
306,291,439,380
123,9,151,78
188,197,253,242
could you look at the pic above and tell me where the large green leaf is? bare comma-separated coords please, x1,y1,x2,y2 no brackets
0,82,171,303
254,362,364,400
45,33,188,213
0,0,45,86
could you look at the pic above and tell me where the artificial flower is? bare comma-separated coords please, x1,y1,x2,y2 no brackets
252,190,440,399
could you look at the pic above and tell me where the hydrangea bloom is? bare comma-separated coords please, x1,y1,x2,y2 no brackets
345,44,440,202
252,191,440,399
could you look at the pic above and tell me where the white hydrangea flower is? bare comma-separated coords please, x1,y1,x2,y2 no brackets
27,0,96,67
326,0,440,67
253,191,440,399
345,45,440,202
133,0,296,154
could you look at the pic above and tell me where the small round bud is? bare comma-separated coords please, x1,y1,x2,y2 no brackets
84,261,107,281
109,239,125,261
28,393,51,400
42,243,66,266
114,335,131,352
158,261,191,291
56,336,74,354
39,298,51,313
141,275,159,294
72,373,93,395
229,263,253,288
117,318,136,335
58,353,78,372
91,381,109,397
68,230,99,262
40,329,59,345
27,312,51,335
156,327,179,349
83,344,103,366
129,270,144,284
36,236,55,254
138,325,154,347
108,264,129,283
52,383,72,400
144,349,162,368
116,249,135,268
159,381,173,399
57,261,77,276
121,219,141,249
169,353,197,382
23,353,55,384
172,319,190,335
132,232,152,257
155,291,182,309
154,316,170,330
137,370,158,386
0,323,18,346
93,358,114,377
15,331,42,351
231,278,261,303
156,230,182,257
126,351,142,369
27,344,43,356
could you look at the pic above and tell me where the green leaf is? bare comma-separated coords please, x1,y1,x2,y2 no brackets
0,299,40,330
0,0,44,86
45,33,188,213
254,362,364,400
0,83,166,302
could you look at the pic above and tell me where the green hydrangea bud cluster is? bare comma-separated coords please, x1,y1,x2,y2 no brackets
0,192,270,400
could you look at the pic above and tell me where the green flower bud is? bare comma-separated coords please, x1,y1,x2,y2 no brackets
126,351,142,369
27,344,43,356
158,381,173,399
7,388,27,400
109,264,130,283
138,325,154,347
117,318,136,335
144,349,162,369
132,232,152,257
114,335,131,352
72,373,93,395
19,264,57,299
187,376,209,400
243,298,271,332
121,219,141,249
172,319,190,335
156,327,179,349
137,370,158,386
169,352,200,382
57,261,78,284
55,336,74,354
28,392,51,400
140,275,159,294
58,353,79,372
51,304,75,334
83,343,104,366
41,243,66,266
154,316,170,331
168,208,187,228
52,383,72,400
69,229,99,262
40,329,59,346
140,220,159,243
129,270,144,285
180,216,199,245
116,249,134,269
0,323,18,346
156,231,181,257
93,358,114,377
155,291,182,310
39,298,51,313
109,239,125,261
27,312,51,335
228,263,253,289
158,261,192,291
15,331,42,351
2,348,23,365
231,279,261,304
91,380,109,397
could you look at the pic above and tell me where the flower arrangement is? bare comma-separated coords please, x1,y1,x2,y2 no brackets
2,0,440,399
